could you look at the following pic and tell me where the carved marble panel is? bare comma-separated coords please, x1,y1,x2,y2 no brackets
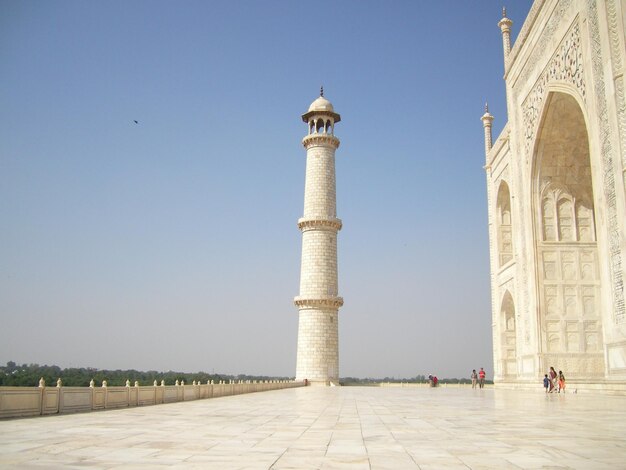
561,251,577,280
587,0,625,324
544,285,558,316
523,20,585,156
564,287,577,316
582,286,596,316
543,251,557,280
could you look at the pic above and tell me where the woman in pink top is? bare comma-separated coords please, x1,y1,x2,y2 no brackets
549,366,557,392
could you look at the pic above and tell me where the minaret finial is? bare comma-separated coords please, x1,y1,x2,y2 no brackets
498,6,513,64
485,102,489,113
320,86,324,97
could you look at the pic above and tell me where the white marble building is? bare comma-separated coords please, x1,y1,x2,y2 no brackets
484,0,626,391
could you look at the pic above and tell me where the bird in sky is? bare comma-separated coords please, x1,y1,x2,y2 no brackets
133,120,139,124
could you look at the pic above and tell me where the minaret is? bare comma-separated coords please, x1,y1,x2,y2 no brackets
481,102,494,158
498,7,513,65
294,88,343,386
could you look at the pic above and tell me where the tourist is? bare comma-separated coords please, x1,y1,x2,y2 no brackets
543,374,550,393
471,369,478,389
558,371,566,393
549,366,557,393
478,368,486,388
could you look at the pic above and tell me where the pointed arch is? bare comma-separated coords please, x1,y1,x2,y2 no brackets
501,291,515,331
500,290,517,377
496,181,513,266
531,90,604,374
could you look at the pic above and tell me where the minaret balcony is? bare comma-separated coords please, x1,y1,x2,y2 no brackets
302,134,340,149
297,217,342,232
294,296,344,309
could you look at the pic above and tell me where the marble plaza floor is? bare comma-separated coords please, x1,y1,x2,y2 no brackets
1,386,625,469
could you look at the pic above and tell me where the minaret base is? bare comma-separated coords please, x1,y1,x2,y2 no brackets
295,308,339,386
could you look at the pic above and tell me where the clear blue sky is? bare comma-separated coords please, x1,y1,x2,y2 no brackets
0,1,533,379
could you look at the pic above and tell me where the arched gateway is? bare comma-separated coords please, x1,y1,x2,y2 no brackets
532,91,604,379
483,1,626,392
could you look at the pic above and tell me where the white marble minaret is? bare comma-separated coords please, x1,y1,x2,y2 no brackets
295,89,343,386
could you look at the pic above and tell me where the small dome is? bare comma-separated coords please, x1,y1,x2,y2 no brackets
302,90,340,123
308,95,334,113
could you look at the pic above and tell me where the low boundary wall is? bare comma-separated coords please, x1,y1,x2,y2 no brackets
378,382,492,388
0,381,304,419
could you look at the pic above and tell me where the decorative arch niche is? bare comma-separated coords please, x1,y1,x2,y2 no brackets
496,181,513,266
532,91,603,374
500,290,517,377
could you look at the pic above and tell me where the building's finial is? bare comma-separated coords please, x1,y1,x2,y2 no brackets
320,86,324,97
482,101,493,119
498,6,513,63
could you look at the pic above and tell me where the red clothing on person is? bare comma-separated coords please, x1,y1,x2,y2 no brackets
549,368,557,392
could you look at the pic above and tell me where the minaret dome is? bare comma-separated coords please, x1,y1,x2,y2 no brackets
302,92,341,135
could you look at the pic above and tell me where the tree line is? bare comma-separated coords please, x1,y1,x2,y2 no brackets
0,361,291,387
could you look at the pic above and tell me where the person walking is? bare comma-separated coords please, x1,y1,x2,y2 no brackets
558,371,566,393
543,374,550,393
471,369,478,389
549,366,557,393
478,368,486,389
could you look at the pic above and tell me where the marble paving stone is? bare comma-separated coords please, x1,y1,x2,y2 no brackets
1,387,626,469
457,457,524,470
367,453,418,469
319,457,370,469
271,457,326,469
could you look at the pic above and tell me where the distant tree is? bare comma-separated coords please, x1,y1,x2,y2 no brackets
0,362,300,387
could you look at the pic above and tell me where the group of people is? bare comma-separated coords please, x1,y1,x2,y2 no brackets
470,368,486,389
543,366,566,393
425,369,486,388
426,366,565,392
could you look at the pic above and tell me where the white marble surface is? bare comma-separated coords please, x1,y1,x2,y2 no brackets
1,387,625,469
